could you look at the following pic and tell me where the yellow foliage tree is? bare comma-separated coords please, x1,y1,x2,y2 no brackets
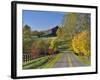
48,38,58,55
72,31,90,57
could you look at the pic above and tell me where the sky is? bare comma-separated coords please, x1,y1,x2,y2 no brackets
23,10,65,31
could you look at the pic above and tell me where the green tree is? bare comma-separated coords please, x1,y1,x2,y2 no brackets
56,27,64,39
63,13,78,38
23,25,31,39
23,25,32,53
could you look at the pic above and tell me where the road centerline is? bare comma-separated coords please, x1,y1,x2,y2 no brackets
67,53,73,67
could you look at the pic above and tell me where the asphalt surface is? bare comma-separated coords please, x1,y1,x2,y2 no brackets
54,51,87,68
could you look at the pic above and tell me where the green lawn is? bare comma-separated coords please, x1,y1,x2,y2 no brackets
23,56,49,69
74,54,91,65
23,53,63,69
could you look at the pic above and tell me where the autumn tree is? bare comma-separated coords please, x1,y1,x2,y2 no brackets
72,30,90,57
56,13,90,50
48,38,59,55
31,39,50,58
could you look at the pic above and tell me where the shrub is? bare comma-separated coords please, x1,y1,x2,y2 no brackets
31,40,50,58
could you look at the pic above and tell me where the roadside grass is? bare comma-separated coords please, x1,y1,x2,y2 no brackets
42,53,63,68
23,56,49,69
58,39,90,66
74,54,91,65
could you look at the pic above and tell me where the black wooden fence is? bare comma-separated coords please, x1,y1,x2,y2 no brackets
23,53,33,62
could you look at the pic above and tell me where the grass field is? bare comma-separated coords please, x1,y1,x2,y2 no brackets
23,53,63,69
75,55,91,65
23,56,49,69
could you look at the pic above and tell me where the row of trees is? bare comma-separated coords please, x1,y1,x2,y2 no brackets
23,25,59,59
57,13,90,39
56,13,91,57
32,31,44,37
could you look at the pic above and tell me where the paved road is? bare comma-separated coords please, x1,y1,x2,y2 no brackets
54,51,87,68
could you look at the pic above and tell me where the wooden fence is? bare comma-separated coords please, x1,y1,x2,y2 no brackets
23,53,33,62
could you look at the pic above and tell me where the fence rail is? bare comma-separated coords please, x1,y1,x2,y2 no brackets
23,53,33,62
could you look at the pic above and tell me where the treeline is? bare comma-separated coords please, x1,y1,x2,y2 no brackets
23,25,59,59
56,13,91,57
